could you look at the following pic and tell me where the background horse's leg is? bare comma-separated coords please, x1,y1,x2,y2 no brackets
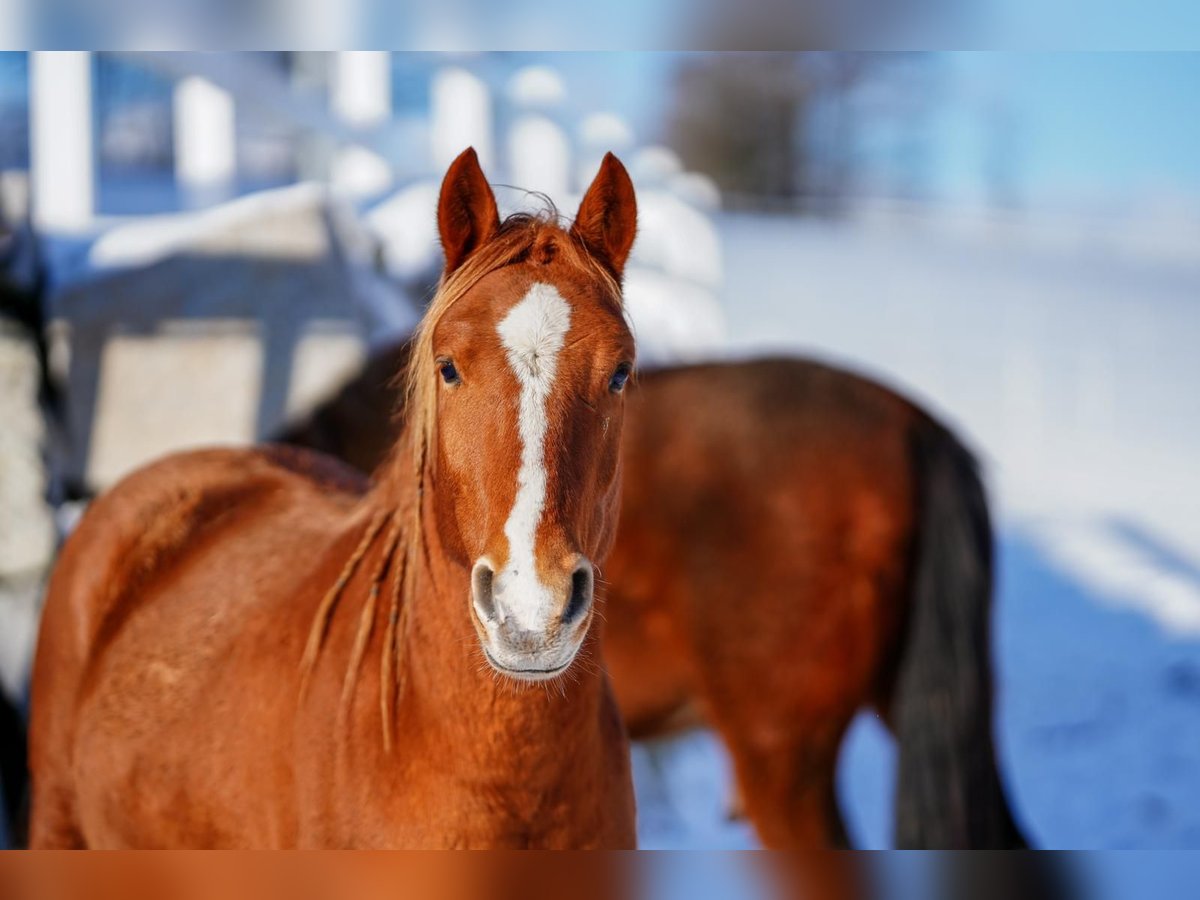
723,719,851,848
764,851,874,900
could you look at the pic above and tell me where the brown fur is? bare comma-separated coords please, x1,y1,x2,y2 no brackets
27,150,640,848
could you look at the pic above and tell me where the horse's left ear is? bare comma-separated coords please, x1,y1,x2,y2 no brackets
571,152,637,279
438,147,501,276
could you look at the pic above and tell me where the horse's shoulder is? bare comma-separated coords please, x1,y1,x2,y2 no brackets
41,446,370,675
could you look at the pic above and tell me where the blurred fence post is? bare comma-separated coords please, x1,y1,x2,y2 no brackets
0,1,22,51
506,66,570,201
288,0,360,49
577,112,634,192
431,67,493,172
331,51,393,197
174,76,236,207
29,51,94,233
290,52,335,183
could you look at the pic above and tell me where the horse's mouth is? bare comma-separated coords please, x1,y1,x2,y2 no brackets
482,647,573,682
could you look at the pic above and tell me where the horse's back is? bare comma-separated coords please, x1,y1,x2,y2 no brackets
28,444,367,847
634,356,923,451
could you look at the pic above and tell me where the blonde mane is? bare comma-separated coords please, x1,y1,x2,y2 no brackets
301,212,622,749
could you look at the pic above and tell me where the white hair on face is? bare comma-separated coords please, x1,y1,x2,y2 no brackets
494,282,573,631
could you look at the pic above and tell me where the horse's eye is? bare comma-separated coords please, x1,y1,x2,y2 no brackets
608,364,631,394
439,360,460,385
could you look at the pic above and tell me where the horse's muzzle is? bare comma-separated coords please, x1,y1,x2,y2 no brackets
470,557,594,680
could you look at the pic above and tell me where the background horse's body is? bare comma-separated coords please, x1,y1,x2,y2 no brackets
283,349,1025,848
606,358,1019,847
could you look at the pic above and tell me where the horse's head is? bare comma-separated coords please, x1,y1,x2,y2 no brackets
410,148,637,682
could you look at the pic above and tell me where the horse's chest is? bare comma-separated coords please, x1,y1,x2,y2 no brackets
338,763,622,849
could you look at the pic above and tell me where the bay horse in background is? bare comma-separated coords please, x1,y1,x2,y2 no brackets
28,149,640,848
282,266,1028,848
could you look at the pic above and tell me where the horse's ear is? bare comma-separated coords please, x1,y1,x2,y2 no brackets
571,152,637,279
437,147,501,275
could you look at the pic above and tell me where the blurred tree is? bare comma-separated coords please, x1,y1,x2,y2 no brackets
666,52,935,213
667,53,813,206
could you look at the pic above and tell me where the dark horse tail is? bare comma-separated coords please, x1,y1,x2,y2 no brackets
891,418,1028,848
0,690,27,847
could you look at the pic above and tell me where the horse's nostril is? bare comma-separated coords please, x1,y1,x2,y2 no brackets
472,561,496,622
562,565,593,625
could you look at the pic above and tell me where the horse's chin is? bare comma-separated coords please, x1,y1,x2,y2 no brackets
481,645,580,683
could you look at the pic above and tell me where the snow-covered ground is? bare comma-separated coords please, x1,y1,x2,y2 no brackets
631,210,1200,858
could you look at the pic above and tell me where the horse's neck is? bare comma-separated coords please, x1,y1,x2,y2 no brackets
398,488,611,773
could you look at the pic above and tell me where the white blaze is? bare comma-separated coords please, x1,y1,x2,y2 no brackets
495,282,573,630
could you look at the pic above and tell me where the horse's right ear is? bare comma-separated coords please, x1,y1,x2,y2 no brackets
571,152,637,279
437,147,500,276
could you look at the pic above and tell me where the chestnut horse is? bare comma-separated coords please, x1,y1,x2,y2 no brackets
27,149,640,848
282,311,1026,847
